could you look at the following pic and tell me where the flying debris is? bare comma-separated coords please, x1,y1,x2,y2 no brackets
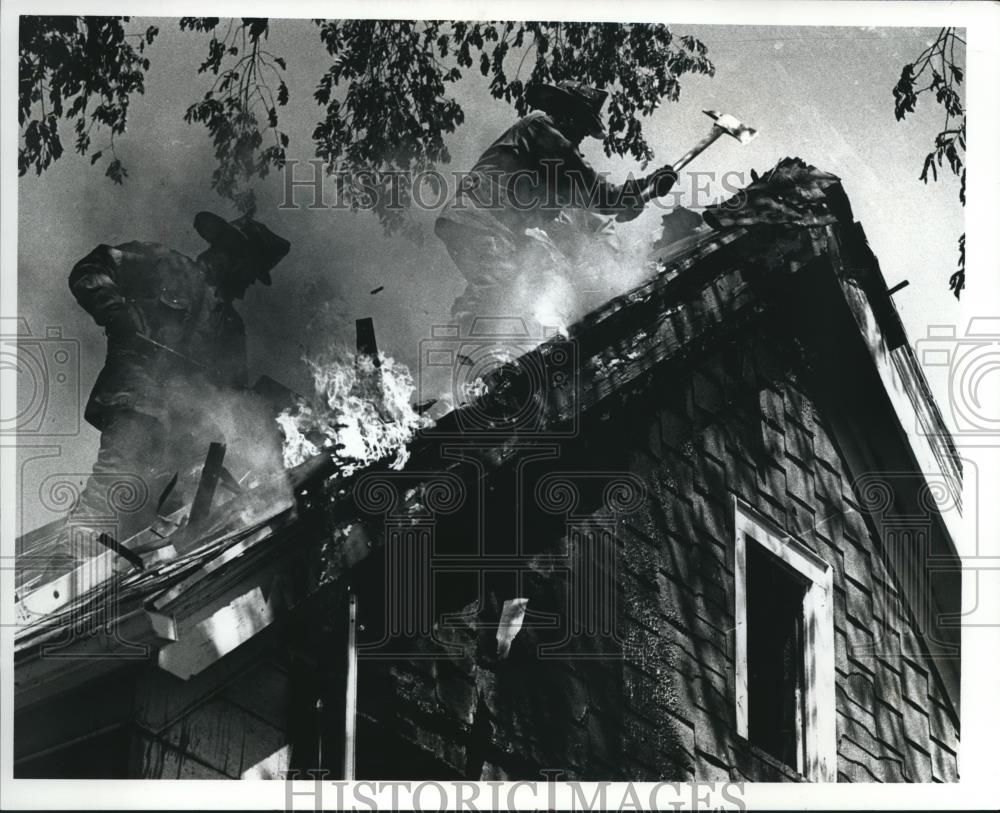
412,398,438,415
496,598,530,659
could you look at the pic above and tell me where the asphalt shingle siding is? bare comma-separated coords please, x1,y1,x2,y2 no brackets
360,327,959,782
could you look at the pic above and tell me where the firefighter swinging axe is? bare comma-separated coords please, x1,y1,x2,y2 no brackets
641,109,759,203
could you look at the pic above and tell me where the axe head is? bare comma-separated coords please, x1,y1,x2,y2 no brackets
704,109,759,145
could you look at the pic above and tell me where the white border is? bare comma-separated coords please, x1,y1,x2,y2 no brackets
2,1,999,810
734,497,836,783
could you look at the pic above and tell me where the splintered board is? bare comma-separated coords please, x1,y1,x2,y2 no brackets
14,509,185,628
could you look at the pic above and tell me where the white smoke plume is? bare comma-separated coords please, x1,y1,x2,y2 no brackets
484,213,661,341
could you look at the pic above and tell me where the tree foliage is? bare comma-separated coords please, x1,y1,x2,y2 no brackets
18,16,159,183
180,17,290,215
312,21,713,231
18,17,713,231
892,27,966,298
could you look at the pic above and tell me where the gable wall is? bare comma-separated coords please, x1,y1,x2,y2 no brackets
616,332,959,782
358,327,959,782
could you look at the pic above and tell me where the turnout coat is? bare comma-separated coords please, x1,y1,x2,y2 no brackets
69,241,248,430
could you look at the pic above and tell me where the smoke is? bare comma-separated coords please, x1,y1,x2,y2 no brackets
409,211,670,425
147,378,294,517
451,212,663,340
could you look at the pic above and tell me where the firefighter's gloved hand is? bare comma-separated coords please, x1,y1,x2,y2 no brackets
649,165,678,199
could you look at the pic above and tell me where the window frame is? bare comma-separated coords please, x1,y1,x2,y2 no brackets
733,497,837,782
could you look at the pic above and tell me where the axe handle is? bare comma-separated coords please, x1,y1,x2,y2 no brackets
135,333,207,371
639,126,725,204
673,126,725,173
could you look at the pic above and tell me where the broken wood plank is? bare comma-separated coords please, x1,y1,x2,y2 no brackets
95,531,144,570
157,584,278,680
155,527,332,681
187,442,227,529
149,503,297,613
16,551,125,627
355,317,380,365
14,504,190,629
161,476,296,562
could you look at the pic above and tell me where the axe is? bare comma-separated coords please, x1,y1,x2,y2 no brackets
641,109,758,203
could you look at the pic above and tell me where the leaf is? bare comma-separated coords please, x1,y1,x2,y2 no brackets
24,18,719,236
919,152,937,183
105,158,128,184
245,18,269,42
890,29,966,294
19,16,157,180
304,20,715,234
949,233,965,298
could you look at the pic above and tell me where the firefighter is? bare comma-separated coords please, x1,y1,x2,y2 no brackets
435,80,678,329
47,212,290,576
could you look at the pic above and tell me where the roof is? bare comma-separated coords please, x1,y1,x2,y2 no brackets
14,160,962,719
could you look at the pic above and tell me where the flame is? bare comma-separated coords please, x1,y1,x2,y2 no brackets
277,346,433,475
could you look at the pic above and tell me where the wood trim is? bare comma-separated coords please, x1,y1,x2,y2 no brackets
157,584,278,680
835,237,961,551
733,497,837,783
784,249,961,722
15,608,176,711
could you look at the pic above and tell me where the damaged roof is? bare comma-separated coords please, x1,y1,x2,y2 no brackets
14,159,962,714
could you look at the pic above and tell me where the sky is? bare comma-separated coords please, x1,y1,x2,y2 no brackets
15,21,965,533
